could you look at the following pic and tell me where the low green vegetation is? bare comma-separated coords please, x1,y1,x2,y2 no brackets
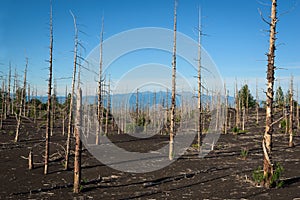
240,148,249,160
252,163,284,188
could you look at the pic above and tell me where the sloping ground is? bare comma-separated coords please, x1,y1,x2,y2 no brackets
0,111,300,200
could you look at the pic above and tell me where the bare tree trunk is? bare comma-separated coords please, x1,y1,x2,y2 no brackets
224,87,228,134
27,84,30,117
235,81,240,128
62,85,67,136
7,63,11,117
289,76,294,147
242,106,245,131
96,17,104,144
105,76,111,135
246,82,249,121
44,2,53,175
14,88,23,142
0,81,4,129
169,0,177,160
285,95,288,134
262,0,277,188
197,7,203,150
3,84,7,121
22,58,28,117
73,88,82,193
51,80,57,136
12,69,17,114
297,85,299,129
65,11,78,170
135,88,139,127
34,88,37,123
256,79,259,124
14,60,28,142
29,150,33,170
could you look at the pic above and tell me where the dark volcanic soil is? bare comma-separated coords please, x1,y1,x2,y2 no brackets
1,110,300,200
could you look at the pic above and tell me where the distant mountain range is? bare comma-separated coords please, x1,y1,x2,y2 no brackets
36,91,236,108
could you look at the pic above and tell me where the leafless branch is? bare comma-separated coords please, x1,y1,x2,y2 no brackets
258,8,271,25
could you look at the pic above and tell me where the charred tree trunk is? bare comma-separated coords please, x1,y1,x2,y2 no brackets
169,0,177,160
197,7,203,150
65,11,78,170
44,2,53,175
262,0,277,188
73,88,82,193
96,17,104,144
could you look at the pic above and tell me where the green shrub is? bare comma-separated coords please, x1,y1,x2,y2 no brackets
271,163,284,188
232,126,239,133
252,166,264,185
240,148,249,160
252,163,284,188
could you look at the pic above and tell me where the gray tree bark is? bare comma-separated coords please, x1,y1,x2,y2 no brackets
65,11,78,170
169,0,177,160
262,0,277,188
44,2,53,175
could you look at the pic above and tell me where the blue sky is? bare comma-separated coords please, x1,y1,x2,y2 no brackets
0,0,299,99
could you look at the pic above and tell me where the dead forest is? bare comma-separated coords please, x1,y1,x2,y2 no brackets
1,0,300,199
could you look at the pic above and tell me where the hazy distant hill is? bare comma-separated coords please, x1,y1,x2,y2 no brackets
36,91,236,107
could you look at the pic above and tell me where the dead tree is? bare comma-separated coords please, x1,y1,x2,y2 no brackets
96,17,104,144
34,88,37,123
105,76,111,135
44,1,53,175
12,68,18,114
27,84,30,117
197,7,203,150
7,62,11,117
256,79,259,124
50,80,57,136
235,81,240,128
14,59,28,142
29,150,33,170
3,83,7,121
169,0,177,160
242,97,245,131
73,87,82,193
224,85,228,134
285,94,288,134
22,58,28,117
0,81,5,129
62,85,68,136
297,85,299,129
262,0,277,188
289,76,294,147
65,11,78,170
135,88,139,127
